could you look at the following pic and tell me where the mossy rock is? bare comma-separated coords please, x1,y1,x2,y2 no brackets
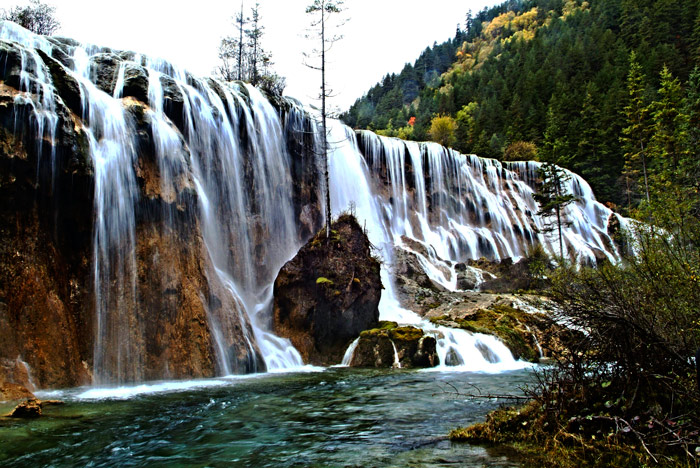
353,324,437,368
389,326,424,342
452,305,540,362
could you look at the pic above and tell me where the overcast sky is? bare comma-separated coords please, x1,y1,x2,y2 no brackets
24,0,498,110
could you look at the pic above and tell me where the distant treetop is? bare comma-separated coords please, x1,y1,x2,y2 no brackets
1,0,60,36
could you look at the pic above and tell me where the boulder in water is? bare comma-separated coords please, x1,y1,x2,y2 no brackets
273,215,382,366
8,398,41,418
348,322,438,368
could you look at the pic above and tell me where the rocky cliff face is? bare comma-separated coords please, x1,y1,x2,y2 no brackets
273,215,382,366
0,23,324,388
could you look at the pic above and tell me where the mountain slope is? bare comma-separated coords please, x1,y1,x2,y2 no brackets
341,0,700,207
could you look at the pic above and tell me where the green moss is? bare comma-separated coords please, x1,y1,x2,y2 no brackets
359,324,424,343
454,306,539,362
378,321,398,330
359,321,398,338
389,326,424,342
429,315,450,324
360,328,388,338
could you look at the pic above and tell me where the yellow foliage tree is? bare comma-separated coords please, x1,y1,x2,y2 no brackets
503,141,538,161
428,115,457,148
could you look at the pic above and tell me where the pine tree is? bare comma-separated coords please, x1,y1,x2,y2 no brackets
246,3,264,85
534,162,576,259
217,1,247,82
620,51,652,205
684,67,700,194
649,66,689,182
683,67,700,220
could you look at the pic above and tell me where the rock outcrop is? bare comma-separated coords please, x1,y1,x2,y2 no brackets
8,398,42,418
273,215,382,366
348,322,438,368
0,382,35,401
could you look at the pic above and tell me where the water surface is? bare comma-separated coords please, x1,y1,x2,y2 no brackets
0,368,533,467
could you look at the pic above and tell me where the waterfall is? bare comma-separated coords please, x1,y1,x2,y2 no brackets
1,21,625,382
328,123,623,370
1,21,308,383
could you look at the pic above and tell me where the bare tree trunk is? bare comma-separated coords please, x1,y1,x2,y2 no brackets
237,1,244,81
641,141,650,203
321,1,331,238
556,206,563,259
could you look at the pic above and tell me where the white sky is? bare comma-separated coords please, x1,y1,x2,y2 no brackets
21,0,498,110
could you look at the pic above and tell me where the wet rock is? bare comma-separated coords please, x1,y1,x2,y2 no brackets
273,215,382,366
474,257,545,293
0,382,35,401
349,322,438,368
121,63,149,103
89,53,121,95
160,74,185,132
36,49,82,116
456,267,483,290
0,41,24,90
9,398,41,418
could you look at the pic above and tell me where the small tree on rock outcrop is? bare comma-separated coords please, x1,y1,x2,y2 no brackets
217,1,286,95
533,162,575,258
304,0,345,238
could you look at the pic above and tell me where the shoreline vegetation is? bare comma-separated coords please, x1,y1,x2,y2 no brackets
448,226,700,467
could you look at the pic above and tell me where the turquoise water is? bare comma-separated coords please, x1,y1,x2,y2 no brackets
0,368,533,467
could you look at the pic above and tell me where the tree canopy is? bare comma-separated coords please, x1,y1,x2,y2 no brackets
1,0,60,35
341,0,700,212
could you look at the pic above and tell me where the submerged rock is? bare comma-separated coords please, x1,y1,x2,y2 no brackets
9,398,41,418
273,215,382,366
348,322,438,368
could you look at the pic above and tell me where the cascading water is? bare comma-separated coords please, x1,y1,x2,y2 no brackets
1,21,308,383
1,20,626,383
328,123,625,370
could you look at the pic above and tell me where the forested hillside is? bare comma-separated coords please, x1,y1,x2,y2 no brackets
341,0,700,208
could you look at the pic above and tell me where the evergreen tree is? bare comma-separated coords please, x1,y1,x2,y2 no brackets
683,67,700,205
533,162,576,258
217,2,247,82
245,3,265,85
620,52,652,205
649,66,689,183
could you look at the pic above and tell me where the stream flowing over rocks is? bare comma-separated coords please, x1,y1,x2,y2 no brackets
0,21,629,389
